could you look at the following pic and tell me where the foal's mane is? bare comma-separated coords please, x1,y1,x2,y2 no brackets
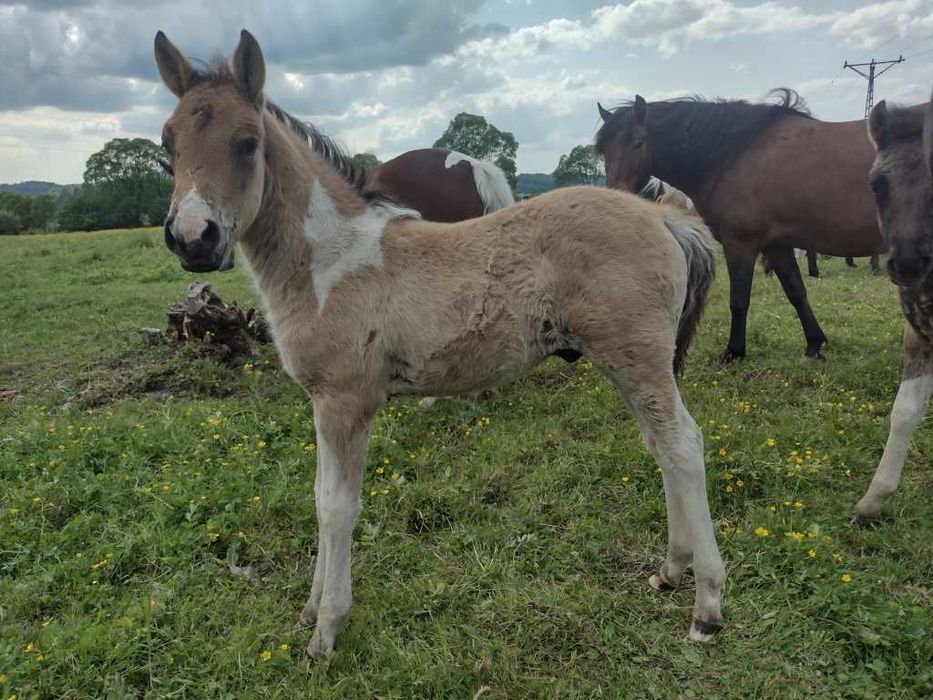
191,57,383,204
595,88,813,192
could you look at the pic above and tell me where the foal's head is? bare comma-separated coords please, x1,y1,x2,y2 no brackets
868,96,933,287
154,30,268,272
594,97,652,193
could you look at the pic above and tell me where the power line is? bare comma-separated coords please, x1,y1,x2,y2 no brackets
843,55,905,118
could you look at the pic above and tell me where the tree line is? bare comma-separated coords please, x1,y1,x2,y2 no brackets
0,117,604,234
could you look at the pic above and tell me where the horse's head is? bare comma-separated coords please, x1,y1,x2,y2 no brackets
868,95,933,287
154,30,268,272
594,96,652,193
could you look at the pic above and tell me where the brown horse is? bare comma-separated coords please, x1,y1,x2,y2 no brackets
596,90,885,363
855,95,933,520
369,148,514,221
154,30,726,656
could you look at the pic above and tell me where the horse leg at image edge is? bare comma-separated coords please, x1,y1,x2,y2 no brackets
855,326,933,520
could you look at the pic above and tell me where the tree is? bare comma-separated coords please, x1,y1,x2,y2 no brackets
28,194,57,231
351,152,381,169
0,210,22,235
82,138,172,229
553,145,605,188
433,113,518,189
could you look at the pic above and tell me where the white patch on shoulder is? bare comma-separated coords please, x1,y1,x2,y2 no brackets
305,179,413,310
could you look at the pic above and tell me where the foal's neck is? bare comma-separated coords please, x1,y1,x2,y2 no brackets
237,112,378,317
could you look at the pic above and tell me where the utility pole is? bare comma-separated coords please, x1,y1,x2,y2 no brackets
843,55,905,118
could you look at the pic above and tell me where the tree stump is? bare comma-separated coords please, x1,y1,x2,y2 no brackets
164,282,271,362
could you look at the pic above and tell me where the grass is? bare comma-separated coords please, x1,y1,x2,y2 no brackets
0,228,931,699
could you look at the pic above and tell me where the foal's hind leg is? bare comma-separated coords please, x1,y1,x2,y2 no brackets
600,354,725,640
764,244,827,359
855,325,933,520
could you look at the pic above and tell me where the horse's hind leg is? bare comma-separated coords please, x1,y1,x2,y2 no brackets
764,244,827,359
856,325,933,520
595,347,724,640
806,250,820,278
870,255,882,275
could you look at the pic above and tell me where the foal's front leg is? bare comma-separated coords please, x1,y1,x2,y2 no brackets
855,325,933,520
304,394,376,657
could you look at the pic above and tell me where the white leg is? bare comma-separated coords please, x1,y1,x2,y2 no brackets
649,467,694,590
306,395,374,657
300,451,327,626
855,374,933,520
626,382,724,641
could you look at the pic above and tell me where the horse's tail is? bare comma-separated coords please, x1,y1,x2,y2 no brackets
444,151,515,213
660,191,715,374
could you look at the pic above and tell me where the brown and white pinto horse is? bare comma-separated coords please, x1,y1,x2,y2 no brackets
368,148,514,221
596,91,886,363
154,30,725,655
856,95,933,520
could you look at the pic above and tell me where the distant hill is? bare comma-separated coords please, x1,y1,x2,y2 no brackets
0,181,80,198
516,173,555,196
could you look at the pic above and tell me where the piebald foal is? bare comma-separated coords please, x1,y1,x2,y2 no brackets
856,95,933,520
154,30,725,655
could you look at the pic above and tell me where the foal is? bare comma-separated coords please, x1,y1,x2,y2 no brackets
154,30,725,655
856,95,933,520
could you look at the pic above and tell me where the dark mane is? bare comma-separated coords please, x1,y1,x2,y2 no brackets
595,88,813,193
190,57,377,202
264,102,371,196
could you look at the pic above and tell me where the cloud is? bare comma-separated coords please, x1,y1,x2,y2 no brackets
830,0,933,50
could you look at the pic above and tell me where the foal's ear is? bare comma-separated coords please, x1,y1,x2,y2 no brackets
633,95,648,126
233,29,266,103
923,89,933,177
154,31,197,98
868,100,889,150
597,102,613,122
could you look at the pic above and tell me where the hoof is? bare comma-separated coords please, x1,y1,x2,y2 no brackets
649,573,676,591
307,628,335,658
689,618,722,643
718,348,746,365
419,396,441,410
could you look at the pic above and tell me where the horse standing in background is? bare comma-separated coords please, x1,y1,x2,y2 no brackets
596,90,886,363
154,29,726,656
856,95,933,520
368,148,514,221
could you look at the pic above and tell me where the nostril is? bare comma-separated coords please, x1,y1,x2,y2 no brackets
200,220,220,249
164,220,182,254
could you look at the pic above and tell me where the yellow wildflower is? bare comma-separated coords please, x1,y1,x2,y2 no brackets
0,674,6,683
718,447,727,457
279,643,289,652
260,650,272,662
621,475,629,483
841,574,852,583
768,505,777,512
766,437,776,447
258,441,267,449
808,549,817,558
369,489,377,496
754,527,769,538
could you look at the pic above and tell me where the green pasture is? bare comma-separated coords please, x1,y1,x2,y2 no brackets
0,229,930,698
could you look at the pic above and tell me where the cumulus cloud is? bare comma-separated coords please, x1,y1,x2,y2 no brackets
2,0,933,184
830,0,933,50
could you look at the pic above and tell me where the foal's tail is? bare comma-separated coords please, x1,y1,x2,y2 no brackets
660,191,715,374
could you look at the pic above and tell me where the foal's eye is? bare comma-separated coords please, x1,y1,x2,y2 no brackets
235,137,259,159
870,173,889,200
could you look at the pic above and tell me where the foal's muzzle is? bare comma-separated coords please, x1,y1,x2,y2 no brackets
888,242,932,286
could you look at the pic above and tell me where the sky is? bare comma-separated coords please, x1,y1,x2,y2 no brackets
0,0,931,184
